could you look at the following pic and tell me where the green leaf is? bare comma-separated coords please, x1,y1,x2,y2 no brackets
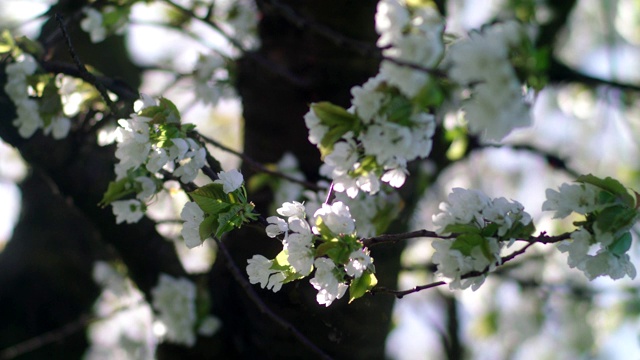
0,29,15,54
189,184,231,215
159,97,181,123
450,233,484,256
215,204,244,237
594,205,639,234
609,232,632,256
319,124,351,158
443,223,481,235
199,215,218,240
348,271,378,304
283,270,306,283
315,240,340,257
273,250,290,268
312,102,358,127
99,178,135,207
39,77,63,116
414,79,445,109
385,96,413,125
576,174,635,207
480,223,500,238
15,36,44,58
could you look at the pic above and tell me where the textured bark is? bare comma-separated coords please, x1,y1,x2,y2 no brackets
208,1,404,358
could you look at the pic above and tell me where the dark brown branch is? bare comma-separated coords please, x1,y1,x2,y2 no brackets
372,242,537,298
362,229,572,248
198,133,322,191
0,315,91,359
40,60,139,102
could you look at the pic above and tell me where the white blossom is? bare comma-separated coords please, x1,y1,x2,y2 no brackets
310,258,348,307
135,176,156,201
112,199,144,224
265,216,288,238
313,202,356,235
350,75,387,123
542,183,602,219
581,250,636,280
146,148,169,173
432,188,491,233
266,272,286,292
214,169,244,193
151,274,197,347
432,238,500,291
181,202,205,248
285,217,314,276
447,21,532,141
345,249,372,278
174,147,206,183
304,106,327,145
276,201,306,219
246,255,277,289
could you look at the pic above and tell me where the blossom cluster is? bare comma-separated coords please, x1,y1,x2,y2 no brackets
376,0,444,98
193,53,230,106
106,95,207,224
86,261,156,359
447,21,532,141
542,178,638,280
4,54,71,139
431,188,534,290
151,274,198,347
304,1,443,198
246,201,375,306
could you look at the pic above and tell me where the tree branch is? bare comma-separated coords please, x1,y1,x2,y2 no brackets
372,242,537,298
54,14,119,113
198,133,322,191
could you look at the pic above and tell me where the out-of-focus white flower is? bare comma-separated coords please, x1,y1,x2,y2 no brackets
112,199,144,224
181,202,205,248
542,183,602,219
151,274,197,347
81,7,106,43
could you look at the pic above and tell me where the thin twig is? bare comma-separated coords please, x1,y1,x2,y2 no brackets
214,237,333,360
54,14,118,113
198,133,321,191
0,315,92,359
372,242,537,298
361,229,572,248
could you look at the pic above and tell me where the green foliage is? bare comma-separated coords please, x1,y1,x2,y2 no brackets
99,178,136,207
189,183,257,239
348,271,377,303
311,102,360,158
577,174,636,207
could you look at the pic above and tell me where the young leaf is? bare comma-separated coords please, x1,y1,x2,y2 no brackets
609,232,632,256
189,184,231,215
450,233,484,256
577,174,635,207
348,271,378,303
99,178,135,207
199,215,218,240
